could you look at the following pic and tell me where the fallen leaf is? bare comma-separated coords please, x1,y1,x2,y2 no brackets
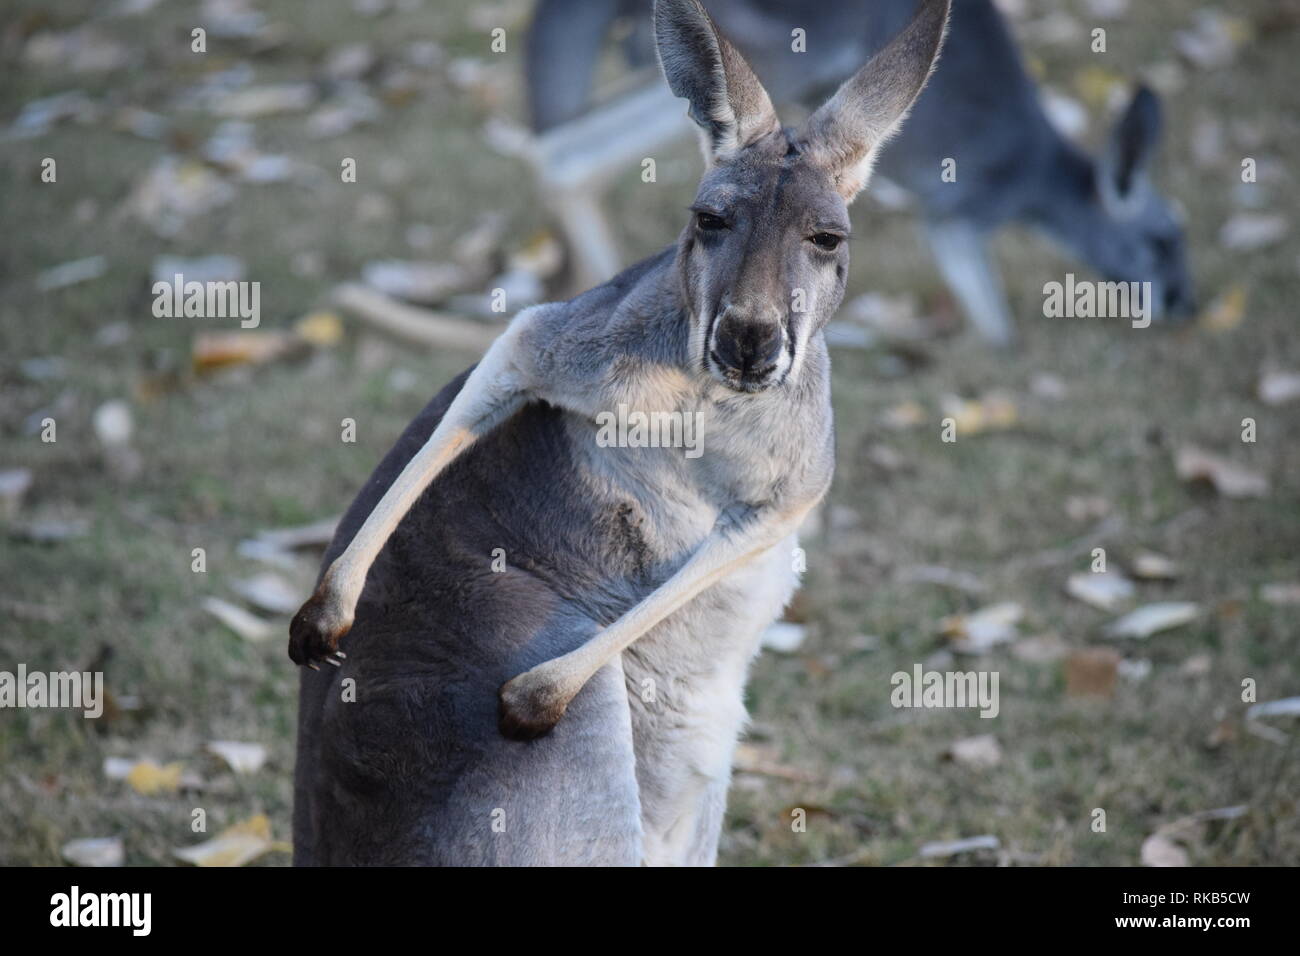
945,735,1002,769
940,392,1018,436
212,83,316,118
1141,832,1189,867
126,760,183,796
151,253,244,284
62,837,125,867
206,741,268,774
1198,284,1247,332
192,331,298,373
0,468,33,520
880,400,926,430
1258,370,1300,405
35,256,107,291
1065,647,1121,697
294,311,344,347
1105,602,1200,639
942,602,1023,653
173,813,288,867
1065,495,1111,523
1175,445,1268,498
1129,551,1179,581
1245,697,1300,721
1218,214,1287,251
1260,582,1300,606
918,834,1000,859
1066,570,1135,611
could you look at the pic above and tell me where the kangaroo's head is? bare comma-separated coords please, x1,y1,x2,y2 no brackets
656,0,949,393
1072,85,1196,318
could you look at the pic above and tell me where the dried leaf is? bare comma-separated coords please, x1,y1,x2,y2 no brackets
1258,370,1300,406
173,813,288,867
0,468,33,520
1175,445,1268,498
1218,215,1287,251
1129,551,1179,581
940,392,1018,436
206,741,268,774
945,734,1002,769
1198,284,1247,332
192,331,297,373
918,834,1000,859
1141,832,1189,867
1105,602,1200,639
942,602,1023,653
126,760,183,796
1260,582,1300,606
1066,571,1135,611
62,837,125,867
1065,647,1120,697
880,400,926,430
294,311,344,347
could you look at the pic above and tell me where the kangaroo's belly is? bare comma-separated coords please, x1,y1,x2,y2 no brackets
621,535,800,865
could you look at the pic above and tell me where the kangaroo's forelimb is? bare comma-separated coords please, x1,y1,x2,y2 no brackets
497,496,822,740
288,321,531,666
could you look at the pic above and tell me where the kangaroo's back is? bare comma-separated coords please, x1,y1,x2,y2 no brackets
294,369,647,866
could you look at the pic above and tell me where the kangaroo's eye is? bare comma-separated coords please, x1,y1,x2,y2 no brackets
696,213,727,232
809,232,842,251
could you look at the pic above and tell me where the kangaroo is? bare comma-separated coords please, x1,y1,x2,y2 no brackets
526,0,1195,346
291,0,950,866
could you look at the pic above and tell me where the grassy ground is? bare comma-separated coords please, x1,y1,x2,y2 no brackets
1,0,1296,866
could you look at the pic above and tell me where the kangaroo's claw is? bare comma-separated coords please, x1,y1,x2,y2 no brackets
288,590,353,667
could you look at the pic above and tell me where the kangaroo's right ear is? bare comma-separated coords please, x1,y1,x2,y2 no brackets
654,0,780,164
800,0,950,201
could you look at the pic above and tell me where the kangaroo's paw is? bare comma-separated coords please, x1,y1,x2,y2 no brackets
498,669,570,741
288,590,352,667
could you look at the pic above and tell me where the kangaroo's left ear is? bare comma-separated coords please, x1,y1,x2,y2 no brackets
654,0,780,164
801,0,950,201
1099,84,1162,216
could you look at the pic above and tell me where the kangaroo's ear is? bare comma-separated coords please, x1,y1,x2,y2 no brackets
654,0,780,163
801,0,950,201
1099,84,1162,216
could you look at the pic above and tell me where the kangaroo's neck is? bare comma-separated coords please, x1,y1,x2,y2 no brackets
1024,138,1115,270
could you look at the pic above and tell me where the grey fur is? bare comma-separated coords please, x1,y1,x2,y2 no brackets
294,0,949,866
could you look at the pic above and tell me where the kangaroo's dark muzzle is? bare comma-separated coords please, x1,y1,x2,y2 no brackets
710,313,784,390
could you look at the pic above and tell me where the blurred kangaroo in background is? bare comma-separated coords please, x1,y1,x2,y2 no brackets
292,0,950,865
527,0,1195,346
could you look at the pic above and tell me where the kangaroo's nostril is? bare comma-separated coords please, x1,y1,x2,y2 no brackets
712,314,784,380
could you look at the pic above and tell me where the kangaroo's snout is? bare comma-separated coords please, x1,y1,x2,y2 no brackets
710,308,785,391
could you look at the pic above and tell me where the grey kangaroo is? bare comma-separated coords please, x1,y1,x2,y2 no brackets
527,0,1195,346
290,0,950,865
